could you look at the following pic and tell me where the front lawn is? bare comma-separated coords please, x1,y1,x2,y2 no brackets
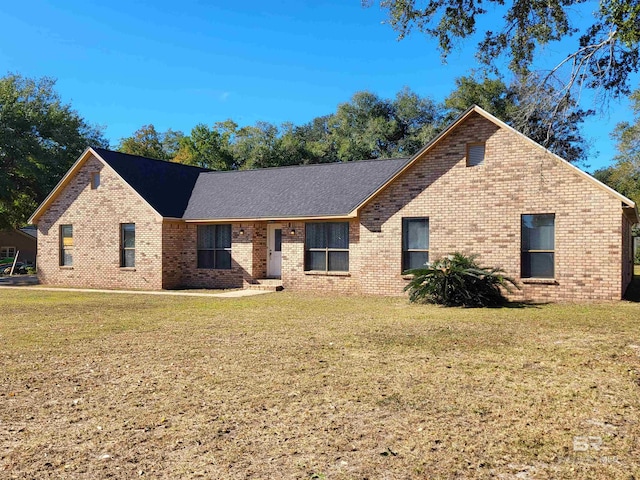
1,290,639,478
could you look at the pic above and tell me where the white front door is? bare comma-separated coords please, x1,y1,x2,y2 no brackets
267,224,282,278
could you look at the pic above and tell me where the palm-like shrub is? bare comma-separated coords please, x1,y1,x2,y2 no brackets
404,252,519,307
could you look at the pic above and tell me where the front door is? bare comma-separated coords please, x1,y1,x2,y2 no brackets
267,224,282,278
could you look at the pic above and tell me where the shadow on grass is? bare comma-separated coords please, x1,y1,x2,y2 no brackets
623,271,640,302
500,301,546,309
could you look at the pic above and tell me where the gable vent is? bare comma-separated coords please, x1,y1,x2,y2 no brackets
467,143,485,167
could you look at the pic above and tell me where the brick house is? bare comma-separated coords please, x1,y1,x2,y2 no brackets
29,106,638,301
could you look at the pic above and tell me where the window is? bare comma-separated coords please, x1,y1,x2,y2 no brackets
402,218,429,271
120,223,135,267
91,172,100,189
521,214,555,278
467,143,485,166
1,246,16,259
60,225,73,266
305,222,349,272
197,225,231,269
274,229,282,252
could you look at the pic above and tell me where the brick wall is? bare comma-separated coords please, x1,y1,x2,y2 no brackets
353,112,626,301
252,223,268,280
36,154,164,289
282,220,362,293
166,222,265,289
622,213,634,296
161,221,187,289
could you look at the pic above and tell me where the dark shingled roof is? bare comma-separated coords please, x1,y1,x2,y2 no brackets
183,157,411,219
94,148,211,218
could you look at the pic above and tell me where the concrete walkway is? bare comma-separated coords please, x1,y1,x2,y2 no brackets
0,280,273,298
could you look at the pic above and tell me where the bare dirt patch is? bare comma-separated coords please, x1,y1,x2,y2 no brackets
1,291,639,478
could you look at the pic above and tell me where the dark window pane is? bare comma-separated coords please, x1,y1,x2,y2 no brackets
327,222,349,249
306,251,326,271
215,250,232,269
468,144,485,166
522,214,554,250
328,251,349,271
522,252,554,278
404,251,429,271
274,229,282,252
306,223,325,249
198,250,215,269
122,224,135,248
122,249,135,268
62,250,73,266
61,225,73,238
216,224,232,249
404,219,429,250
197,225,215,249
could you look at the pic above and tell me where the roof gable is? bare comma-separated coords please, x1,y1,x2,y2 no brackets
357,105,638,222
29,148,210,223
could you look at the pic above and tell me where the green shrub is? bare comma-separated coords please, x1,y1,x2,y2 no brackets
635,245,640,265
403,252,519,307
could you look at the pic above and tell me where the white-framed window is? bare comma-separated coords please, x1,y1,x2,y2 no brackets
120,223,135,267
1,246,16,259
402,218,429,271
521,214,555,278
60,225,73,266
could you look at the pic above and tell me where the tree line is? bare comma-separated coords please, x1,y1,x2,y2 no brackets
1,71,638,229
118,75,593,170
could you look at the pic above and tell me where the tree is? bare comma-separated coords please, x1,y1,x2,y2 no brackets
594,89,640,206
0,74,107,228
117,124,176,160
161,129,185,159
325,89,441,162
365,1,640,102
291,115,338,164
443,76,510,121
444,75,594,164
233,121,282,169
173,121,237,170
275,122,315,167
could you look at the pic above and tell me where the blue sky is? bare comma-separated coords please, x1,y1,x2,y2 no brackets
0,0,635,172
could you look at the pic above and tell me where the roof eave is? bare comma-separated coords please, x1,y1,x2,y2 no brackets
29,147,164,224
182,212,359,223
351,105,640,216
29,147,95,224
623,205,640,225
15,229,36,241
467,106,640,211
350,106,480,215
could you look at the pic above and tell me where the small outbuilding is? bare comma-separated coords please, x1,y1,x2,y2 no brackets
0,227,37,265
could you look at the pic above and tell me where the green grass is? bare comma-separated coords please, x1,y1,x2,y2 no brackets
1,290,639,479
